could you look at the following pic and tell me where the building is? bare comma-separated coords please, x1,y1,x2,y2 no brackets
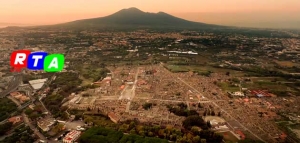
10,91,21,97
250,90,275,97
10,91,30,103
63,130,81,143
108,112,120,123
8,116,22,124
37,118,55,132
28,78,48,90
235,130,245,140
228,91,244,97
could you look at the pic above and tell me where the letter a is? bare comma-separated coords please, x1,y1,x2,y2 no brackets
48,57,58,69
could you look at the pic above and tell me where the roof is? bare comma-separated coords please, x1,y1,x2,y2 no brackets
37,118,55,129
235,130,245,140
31,83,45,90
28,78,48,84
29,78,47,90
250,90,274,97
108,112,120,122
63,130,81,141
8,116,22,124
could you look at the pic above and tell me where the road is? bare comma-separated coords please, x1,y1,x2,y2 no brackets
0,73,22,98
7,96,21,107
0,39,25,98
22,112,47,140
131,67,140,99
134,97,224,103
0,100,31,125
119,67,140,100
177,77,266,143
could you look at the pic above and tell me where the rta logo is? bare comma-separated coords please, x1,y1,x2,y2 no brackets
10,50,65,72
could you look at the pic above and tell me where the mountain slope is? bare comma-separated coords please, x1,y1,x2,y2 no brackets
56,7,224,29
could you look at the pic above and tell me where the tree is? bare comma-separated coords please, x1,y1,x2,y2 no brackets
183,115,206,129
130,129,136,134
129,121,136,130
198,103,203,108
191,126,199,134
139,130,145,136
226,72,230,76
148,131,154,137
206,121,212,128
203,110,207,116
217,111,221,117
207,110,211,116
201,139,207,143
143,103,153,110
192,135,200,143
158,129,165,138
211,110,216,116
0,122,13,135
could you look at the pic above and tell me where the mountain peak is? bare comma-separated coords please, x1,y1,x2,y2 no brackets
58,8,223,30
118,7,144,13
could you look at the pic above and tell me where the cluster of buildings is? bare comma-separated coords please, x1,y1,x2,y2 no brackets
10,91,30,103
62,130,81,143
37,117,56,132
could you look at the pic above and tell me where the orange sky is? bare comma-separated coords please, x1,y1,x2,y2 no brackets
1,0,300,29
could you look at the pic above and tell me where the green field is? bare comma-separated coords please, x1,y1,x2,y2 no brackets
217,82,240,92
276,121,300,142
165,64,244,76
79,64,110,85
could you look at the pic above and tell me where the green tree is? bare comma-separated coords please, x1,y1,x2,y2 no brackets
203,110,207,116
201,138,207,143
130,129,136,134
148,131,154,137
139,130,145,136
211,110,216,116
0,122,13,135
193,135,201,143
87,107,91,111
207,121,212,128
191,126,199,134
226,72,230,76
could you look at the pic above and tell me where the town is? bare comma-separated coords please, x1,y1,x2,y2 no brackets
0,27,300,143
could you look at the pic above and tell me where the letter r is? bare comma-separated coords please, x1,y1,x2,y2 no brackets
10,50,31,70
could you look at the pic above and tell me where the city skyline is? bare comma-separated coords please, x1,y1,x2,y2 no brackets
1,0,300,29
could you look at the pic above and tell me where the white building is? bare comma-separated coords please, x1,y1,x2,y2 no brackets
63,130,81,143
28,78,48,90
229,91,244,97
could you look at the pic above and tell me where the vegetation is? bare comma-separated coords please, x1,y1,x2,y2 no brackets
0,98,18,121
82,67,109,82
165,65,189,72
50,72,82,96
44,72,83,118
83,112,223,143
142,103,154,110
167,103,199,117
238,139,265,143
182,115,207,130
0,125,35,143
0,122,13,135
79,127,168,143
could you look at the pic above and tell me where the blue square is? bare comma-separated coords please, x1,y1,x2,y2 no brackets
27,52,48,70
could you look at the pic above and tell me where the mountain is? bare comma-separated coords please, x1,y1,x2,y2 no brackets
53,7,224,30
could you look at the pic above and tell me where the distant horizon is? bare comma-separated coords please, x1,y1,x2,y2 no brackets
1,0,300,30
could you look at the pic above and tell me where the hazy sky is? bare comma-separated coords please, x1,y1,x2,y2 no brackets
1,0,300,29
